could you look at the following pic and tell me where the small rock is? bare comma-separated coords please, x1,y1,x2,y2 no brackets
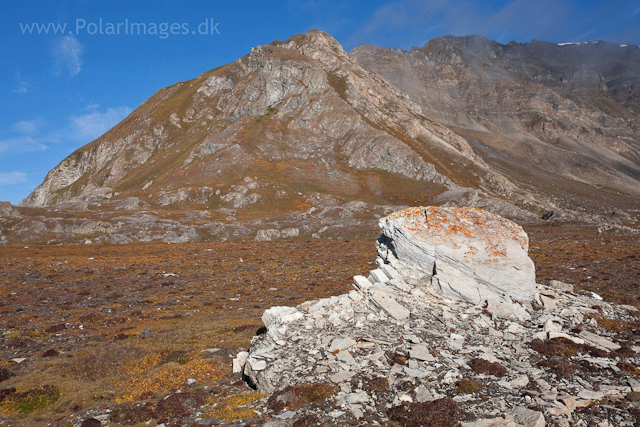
590,292,603,300
510,375,530,388
350,405,364,419
547,280,573,292
410,344,435,361
262,306,304,328
353,275,372,290
539,295,557,309
330,370,356,383
511,406,545,427
369,291,410,320
336,350,357,365
628,377,640,393
233,351,249,373
543,319,561,333
415,385,433,403
275,411,296,419
547,332,584,344
328,337,356,352
579,330,621,351
248,358,266,371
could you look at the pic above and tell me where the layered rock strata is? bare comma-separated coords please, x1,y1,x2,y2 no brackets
377,206,536,306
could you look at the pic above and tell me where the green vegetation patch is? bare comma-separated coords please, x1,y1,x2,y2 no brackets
2,385,61,415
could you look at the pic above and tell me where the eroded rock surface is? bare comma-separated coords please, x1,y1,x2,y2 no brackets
378,206,536,306
237,208,640,426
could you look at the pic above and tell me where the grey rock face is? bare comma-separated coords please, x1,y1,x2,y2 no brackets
378,206,536,307
0,202,19,217
236,210,638,426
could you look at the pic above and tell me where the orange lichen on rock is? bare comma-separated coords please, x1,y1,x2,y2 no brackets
384,206,529,257
378,206,537,305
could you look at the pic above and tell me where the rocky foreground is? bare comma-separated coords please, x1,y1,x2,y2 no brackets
234,207,640,426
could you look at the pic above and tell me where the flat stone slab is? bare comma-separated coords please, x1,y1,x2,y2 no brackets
369,290,410,320
328,337,356,352
410,344,436,361
330,370,357,383
511,406,546,427
579,330,621,351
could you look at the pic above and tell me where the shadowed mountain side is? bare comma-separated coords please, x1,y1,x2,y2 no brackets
351,36,640,215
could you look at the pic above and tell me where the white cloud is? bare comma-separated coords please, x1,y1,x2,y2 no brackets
0,172,28,185
12,82,30,94
12,70,33,94
69,106,132,141
12,120,41,135
52,36,83,77
0,136,48,155
1,105,130,161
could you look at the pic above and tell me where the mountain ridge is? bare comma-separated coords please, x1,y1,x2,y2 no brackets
10,30,640,244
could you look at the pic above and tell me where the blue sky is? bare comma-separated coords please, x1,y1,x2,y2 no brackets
1,0,639,204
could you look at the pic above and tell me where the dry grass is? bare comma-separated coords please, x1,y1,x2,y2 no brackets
204,391,266,421
456,379,483,394
468,358,507,377
388,398,463,427
267,382,337,413
531,337,583,357
0,240,373,426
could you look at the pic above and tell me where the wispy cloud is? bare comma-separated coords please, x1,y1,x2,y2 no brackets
52,36,83,77
0,136,48,156
12,70,33,94
0,106,130,158
12,82,31,94
12,119,42,135
0,172,28,185
347,0,638,49
69,106,132,141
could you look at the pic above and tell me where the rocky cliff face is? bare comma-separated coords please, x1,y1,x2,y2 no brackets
351,36,640,214
15,31,640,244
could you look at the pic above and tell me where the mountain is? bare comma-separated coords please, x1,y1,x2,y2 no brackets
10,31,640,243
351,36,640,214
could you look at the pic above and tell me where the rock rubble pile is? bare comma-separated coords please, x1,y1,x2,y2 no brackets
235,207,640,426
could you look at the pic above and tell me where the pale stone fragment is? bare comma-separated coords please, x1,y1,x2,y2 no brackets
579,331,621,351
353,275,372,290
328,337,356,352
511,406,546,427
262,306,304,328
330,370,357,383
232,351,249,373
369,291,410,320
548,332,584,344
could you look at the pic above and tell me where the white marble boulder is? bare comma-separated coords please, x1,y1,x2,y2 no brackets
377,206,536,306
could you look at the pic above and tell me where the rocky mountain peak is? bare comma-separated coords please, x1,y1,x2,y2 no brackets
276,29,349,64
